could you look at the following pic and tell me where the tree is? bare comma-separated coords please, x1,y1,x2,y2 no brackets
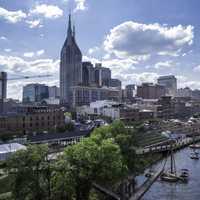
92,121,138,172
6,144,51,200
53,137,127,200
56,122,75,133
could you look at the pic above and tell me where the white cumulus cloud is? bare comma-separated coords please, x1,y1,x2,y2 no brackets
23,52,35,58
104,21,194,59
193,65,200,72
0,7,27,23
30,4,63,19
26,19,43,28
154,60,174,69
0,36,7,40
0,54,59,99
36,49,45,56
74,0,87,12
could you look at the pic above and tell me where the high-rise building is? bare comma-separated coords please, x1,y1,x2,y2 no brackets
137,83,166,99
23,84,49,103
0,72,7,113
60,14,82,105
94,63,111,87
125,84,136,100
157,75,177,97
59,14,122,108
48,86,60,98
82,62,95,86
110,79,121,89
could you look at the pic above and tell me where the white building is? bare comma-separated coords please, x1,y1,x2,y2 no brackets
0,143,26,161
76,100,120,119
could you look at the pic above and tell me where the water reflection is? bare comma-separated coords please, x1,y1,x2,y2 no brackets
141,148,200,200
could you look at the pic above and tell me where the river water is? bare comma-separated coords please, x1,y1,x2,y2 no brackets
139,147,200,200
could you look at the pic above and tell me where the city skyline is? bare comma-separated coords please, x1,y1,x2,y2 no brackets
1,0,200,100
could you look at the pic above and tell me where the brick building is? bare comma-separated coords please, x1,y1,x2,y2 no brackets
0,106,65,136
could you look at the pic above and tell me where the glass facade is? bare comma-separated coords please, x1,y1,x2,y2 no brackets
23,84,49,103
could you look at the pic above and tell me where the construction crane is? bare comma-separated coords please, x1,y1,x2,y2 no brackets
0,72,53,113
0,74,52,81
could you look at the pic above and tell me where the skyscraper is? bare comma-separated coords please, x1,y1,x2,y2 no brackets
157,75,177,97
60,14,82,105
59,14,122,108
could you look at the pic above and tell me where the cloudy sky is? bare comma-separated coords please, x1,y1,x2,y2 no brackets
0,0,200,99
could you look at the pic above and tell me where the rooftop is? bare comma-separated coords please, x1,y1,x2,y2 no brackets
0,143,26,154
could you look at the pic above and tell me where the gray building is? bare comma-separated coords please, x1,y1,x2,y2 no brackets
82,62,95,86
110,79,122,89
93,63,111,87
23,84,49,103
157,75,177,97
60,14,82,105
48,86,60,98
125,84,136,100
0,72,7,113
71,85,121,107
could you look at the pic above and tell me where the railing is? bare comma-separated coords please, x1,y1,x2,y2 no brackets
137,136,200,154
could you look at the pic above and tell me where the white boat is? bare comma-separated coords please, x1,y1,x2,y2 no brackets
190,152,199,160
145,169,155,178
189,144,200,149
161,172,179,182
161,143,189,183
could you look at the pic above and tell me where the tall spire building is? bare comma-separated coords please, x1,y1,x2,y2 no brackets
60,14,82,105
60,14,122,108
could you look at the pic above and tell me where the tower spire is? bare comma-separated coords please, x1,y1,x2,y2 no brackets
73,24,76,39
67,13,72,37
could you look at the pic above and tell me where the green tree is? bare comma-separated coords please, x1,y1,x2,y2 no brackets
53,137,127,200
6,144,51,200
92,121,138,172
57,122,75,133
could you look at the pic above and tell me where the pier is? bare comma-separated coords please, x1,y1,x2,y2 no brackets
130,169,164,200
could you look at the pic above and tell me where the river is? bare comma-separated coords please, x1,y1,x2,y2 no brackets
139,147,200,200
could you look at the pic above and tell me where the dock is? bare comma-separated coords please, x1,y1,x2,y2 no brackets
130,169,163,200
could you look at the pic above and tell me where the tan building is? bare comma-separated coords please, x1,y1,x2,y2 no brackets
137,83,166,99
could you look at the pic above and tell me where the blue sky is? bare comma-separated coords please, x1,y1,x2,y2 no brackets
0,0,200,99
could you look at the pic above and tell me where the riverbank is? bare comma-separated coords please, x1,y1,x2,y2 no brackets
141,147,200,200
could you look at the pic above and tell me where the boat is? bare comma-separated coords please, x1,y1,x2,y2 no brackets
189,133,200,149
161,172,179,182
189,144,200,149
180,169,189,178
145,169,155,178
180,169,189,182
190,152,199,160
161,143,189,183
